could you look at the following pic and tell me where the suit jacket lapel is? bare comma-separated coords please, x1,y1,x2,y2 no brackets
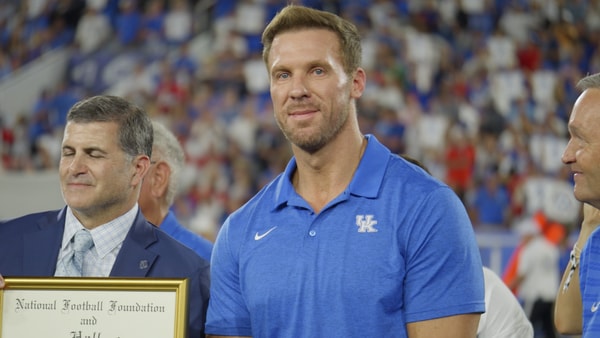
110,210,158,277
23,208,65,275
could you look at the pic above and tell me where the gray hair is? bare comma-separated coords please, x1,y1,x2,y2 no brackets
151,121,185,206
67,95,153,158
577,73,600,91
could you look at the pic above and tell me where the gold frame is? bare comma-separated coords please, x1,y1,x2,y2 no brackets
0,277,188,338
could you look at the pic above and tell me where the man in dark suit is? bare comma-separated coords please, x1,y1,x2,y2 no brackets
0,95,209,338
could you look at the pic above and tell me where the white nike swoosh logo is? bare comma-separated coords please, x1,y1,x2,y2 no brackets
592,302,600,313
255,226,277,240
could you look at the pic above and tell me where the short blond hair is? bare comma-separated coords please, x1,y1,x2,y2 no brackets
261,5,362,76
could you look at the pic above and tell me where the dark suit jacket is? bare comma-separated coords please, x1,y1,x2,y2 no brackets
0,207,210,338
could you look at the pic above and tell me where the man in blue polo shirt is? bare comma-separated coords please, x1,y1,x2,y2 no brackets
138,121,213,261
555,72,600,337
205,5,485,338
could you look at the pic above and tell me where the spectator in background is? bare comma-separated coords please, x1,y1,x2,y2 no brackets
142,0,166,42
114,0,142,46
163,0,192,45
509,218,559,338
171,42,199,87
486,27,517,72
153,60,188,115
466,167,511,230
139,120,213,261
74,6,112,54
49,81,82,131
109,60,155,107
373,105,406,154
140,0,165,52
10,114,33,171
227,97,259,155
444,124,475,202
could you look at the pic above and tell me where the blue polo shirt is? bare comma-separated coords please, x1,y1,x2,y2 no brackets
160,211,213,261
206,135,485,337
581,226,600,337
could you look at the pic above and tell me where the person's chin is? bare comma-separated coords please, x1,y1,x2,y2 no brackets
64,195,93,210
573,187,591,204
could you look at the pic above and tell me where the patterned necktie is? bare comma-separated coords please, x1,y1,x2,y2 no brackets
58,229,94,277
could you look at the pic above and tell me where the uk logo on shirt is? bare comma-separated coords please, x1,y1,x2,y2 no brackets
356,215,378,233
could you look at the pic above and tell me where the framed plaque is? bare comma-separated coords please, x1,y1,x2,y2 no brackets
0,277,188,338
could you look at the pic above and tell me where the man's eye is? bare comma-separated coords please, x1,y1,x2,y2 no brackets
314,69,324,75
278,73,289,79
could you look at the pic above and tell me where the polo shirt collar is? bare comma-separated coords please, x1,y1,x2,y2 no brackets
272,134,390,209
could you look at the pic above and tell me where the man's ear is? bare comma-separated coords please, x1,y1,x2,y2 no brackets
152,161,171,197
132,155,151,188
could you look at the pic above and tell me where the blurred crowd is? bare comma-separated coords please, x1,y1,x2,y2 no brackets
0,0,596,242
